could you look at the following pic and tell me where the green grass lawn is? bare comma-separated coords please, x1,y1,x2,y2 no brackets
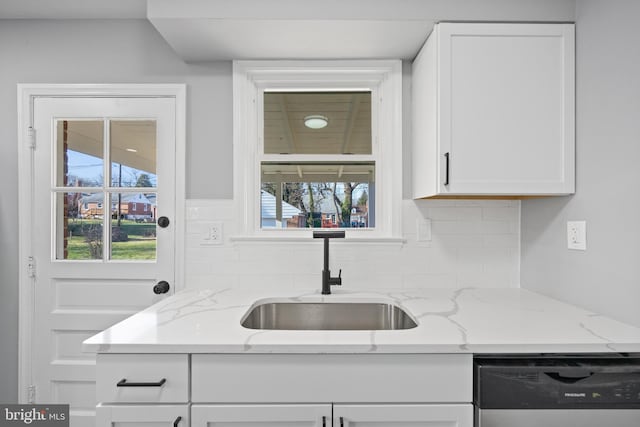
112,237,157,260
66,235,156,260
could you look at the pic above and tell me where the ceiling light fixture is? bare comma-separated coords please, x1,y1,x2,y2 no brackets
304,115,329,129
126,148,138,153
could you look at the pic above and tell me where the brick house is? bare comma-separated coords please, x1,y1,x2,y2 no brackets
78,193,155,220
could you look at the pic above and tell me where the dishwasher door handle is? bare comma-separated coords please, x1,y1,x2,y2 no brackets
544,371,595,383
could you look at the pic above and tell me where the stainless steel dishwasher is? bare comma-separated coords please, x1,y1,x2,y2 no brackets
474,354,640,427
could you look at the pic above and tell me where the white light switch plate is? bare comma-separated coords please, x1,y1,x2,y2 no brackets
567,220,586,250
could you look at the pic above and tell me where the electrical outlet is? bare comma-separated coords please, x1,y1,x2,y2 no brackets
201,221,224,245
567,220,586,250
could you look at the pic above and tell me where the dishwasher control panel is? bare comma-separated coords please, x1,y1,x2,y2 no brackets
474,355,640,409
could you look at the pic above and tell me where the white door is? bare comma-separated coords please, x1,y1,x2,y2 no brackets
191,404,332,427
27,95,181,427
334,404,473,427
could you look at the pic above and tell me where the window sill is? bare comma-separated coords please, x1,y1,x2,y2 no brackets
229,235,406,245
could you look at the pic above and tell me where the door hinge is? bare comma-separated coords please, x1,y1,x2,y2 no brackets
27,256,36,278
27,126,36,150
27,385,36,403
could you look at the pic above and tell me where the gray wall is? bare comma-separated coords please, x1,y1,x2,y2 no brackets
0,19,233,402
521,0,640,327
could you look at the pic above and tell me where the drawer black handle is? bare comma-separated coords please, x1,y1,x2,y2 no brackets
116,378,167,387
444,152,450,186
173,416,182,427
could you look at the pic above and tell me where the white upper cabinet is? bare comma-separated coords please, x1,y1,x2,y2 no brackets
412,23,575,198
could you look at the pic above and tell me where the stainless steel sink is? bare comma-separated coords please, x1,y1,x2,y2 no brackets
241,301,417,330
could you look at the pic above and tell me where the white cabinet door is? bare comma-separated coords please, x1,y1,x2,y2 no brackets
412,23,575,198
191,404,331,427
334,404,473,427
96,404,188,427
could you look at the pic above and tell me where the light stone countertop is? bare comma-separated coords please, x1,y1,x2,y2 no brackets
83,287,640,354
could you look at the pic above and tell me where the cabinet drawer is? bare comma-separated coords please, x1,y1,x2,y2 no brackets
192,354,472,403
97,354,189,403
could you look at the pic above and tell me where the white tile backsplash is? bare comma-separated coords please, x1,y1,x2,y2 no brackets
184,199,520,290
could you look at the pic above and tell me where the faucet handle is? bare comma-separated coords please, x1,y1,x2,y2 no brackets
331,269,342,286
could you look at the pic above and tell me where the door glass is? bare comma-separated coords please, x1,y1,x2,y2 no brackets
110,120,157,187
56,192,104,260
56,120,104,187
109,192,157,260
54,119,158,261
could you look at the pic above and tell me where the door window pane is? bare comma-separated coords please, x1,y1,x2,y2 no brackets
56,120,104,187
264,92,372,154
110,120,157,187
56,192,104,260
261,162,374,228
54,119,160,262
109,193,157,260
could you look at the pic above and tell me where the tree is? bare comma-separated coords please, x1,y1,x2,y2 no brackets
357,190,368,207
135,173,153,187
340,182,361,227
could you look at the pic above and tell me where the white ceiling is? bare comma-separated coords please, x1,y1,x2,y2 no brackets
1,0,576,61
0,0,146,19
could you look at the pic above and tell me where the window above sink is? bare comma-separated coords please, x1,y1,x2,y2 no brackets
232,60,403,240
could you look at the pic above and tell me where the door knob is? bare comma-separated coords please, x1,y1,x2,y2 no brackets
157,216,170,228
153,281,170,294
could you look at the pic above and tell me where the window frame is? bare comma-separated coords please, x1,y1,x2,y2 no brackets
233,60,403,239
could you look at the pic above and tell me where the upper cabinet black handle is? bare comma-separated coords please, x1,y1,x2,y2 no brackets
444,152,450,186
340,417,345,427
322,416,326,427
173,416,182,427
116,378,167,387
154,281,170,294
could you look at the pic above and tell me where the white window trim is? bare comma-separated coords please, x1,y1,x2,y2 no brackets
233,60,403,240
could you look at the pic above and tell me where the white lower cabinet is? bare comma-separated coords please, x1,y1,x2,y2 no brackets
96,404,189,427
334,404,472,427
190,404,472,427
96,354,473,427
191,404,331,427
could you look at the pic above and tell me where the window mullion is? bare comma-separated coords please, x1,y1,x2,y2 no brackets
103,118,111,261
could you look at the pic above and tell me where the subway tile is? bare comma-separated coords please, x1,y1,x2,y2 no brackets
481,206,519,221
402,274,456,289
432,220,482,235
427,207,482,221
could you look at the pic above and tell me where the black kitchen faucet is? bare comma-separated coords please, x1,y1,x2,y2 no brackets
313,230,345,295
